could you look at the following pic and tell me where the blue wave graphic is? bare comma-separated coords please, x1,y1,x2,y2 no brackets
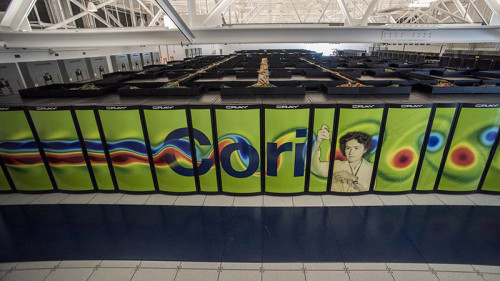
107,140,148,155
151,139,192,157
0,141,39,153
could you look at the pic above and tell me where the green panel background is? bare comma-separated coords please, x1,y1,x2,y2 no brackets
375,107,431,192
309,107,335,192
416,107,456,191
216,109,261,193
482,142,500,192
0,111,53,191
75,110,114,191
0,166,10,191
333,108,383,193
439,107,500,192
265,108,309,193
99,110,155,192
191,109,218,192
30,110,93,191
145,109,196,193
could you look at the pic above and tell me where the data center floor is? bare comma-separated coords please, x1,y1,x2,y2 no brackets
0,193,500,281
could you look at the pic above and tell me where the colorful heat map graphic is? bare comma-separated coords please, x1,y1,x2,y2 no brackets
0,110,53,191
482,127,500,192
439,107,500,192
0,140,44,165
191,108,218,192
375,107,432,192
98,109,155,192
416,107,456,191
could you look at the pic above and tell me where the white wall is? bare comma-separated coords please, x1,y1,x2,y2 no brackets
159,44,222,62
221,43,373,56
0,45,161,64
380,43,500,54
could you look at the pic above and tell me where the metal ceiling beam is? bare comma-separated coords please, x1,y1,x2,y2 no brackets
129,0,137,27
0,0,37,31
289,0,302,23
68,0,113,28
155,0,196,43
137,0,155,16
148,10,164,26
3,25,500,48
45,0,116,30
203,0,236,26
187,0,197,27
242,3,266,23
451,0,474,23
468,0,488,24
105,8,124,27
318,0,332,23
359,0,379,26
337,0,353,26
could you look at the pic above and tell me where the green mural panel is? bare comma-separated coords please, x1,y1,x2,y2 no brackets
438,107,500,192
375,107,432,192
75,109,114,191
144,109,196,193
99,109,155,192
331,107,383,193
309,107,335,192
0,110,53,191
191,109,218,192
265,108,309,193
0,166,10,191
30,110,93,191
482,141,500,192
216,109,261,194
415,107,456,191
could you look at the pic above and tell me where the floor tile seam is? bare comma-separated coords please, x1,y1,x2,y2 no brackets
405,194,417,205
27,194,42,204
0,194,14,204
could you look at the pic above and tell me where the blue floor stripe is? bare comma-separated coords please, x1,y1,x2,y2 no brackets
0,205,500,265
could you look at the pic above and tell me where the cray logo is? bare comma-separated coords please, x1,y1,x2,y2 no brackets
226,106,248,109
401,104,424,108
352,105,375,109
152,106,174,110
106,106,127,110
475,104,499,108
0,107,9,111
276,105,299,109
36,107,57,111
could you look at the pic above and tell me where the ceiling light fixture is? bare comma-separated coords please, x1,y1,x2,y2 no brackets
87,1,98,12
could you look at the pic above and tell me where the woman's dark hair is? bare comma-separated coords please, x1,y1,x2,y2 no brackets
339,131,373,157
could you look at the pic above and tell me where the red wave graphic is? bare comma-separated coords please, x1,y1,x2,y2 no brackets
109,152,150,165
45,152,86,165
2,154,44,165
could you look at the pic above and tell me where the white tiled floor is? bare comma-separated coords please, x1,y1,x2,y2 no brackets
29,193,69,204
292,195,324,207
116,194,151,205
434,194,475,205
1,261,498,281
2,193,500,207
321,195,354,206
173,195,206,206
87,193,124,204
351,194,385,206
